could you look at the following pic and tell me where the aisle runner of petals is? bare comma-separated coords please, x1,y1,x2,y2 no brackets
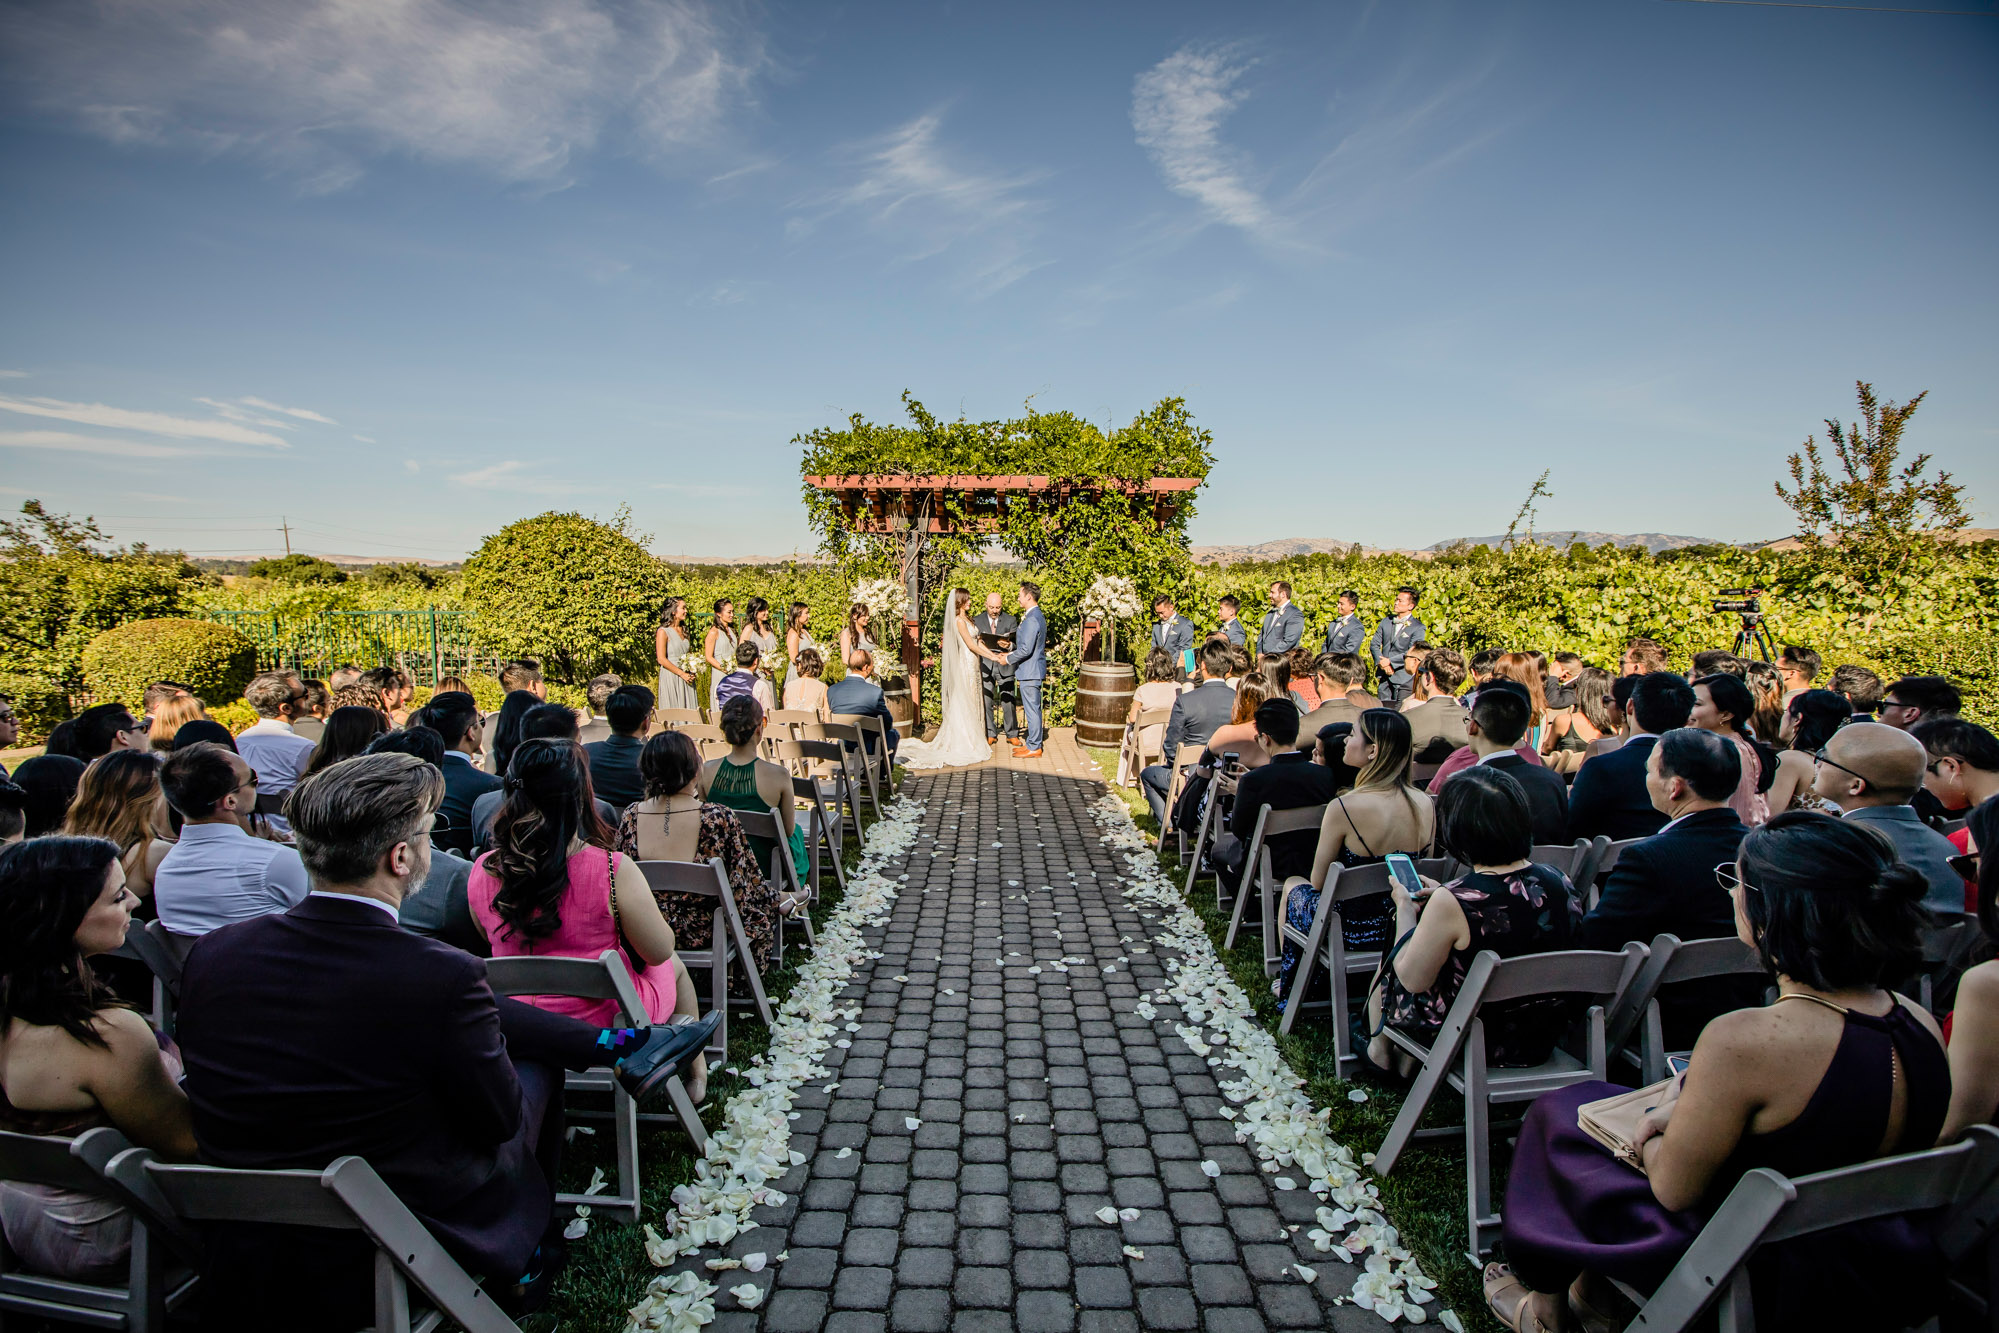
623,798,927,1333
1089,794,1460,1329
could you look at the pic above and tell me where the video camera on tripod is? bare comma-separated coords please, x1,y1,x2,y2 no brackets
1711,588,1776,662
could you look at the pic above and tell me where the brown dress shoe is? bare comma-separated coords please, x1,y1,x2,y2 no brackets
1015,748,1043,758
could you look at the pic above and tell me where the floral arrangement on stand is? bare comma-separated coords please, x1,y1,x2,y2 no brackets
1080,574,1143,664
849,576,910,632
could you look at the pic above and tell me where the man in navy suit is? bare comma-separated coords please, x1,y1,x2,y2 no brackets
1367,586,1427,705
1322,590,1369,658
1140,640,1237,828
1257,581,1305,656
1150,596,1197,678
415,691,498,855
1568,672,1696,842
826,650,900,757
1006,582,1049,756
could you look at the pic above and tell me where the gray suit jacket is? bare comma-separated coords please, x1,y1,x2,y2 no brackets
1151,615,1196,660
1405,696,1471,764
1323,614,1369,657
1163,680,1236,765
974,611,1018,682
398,849,486,957
1257,603,1304,656
1368,614,1427,685
1218,618,1247,648
1297,692,1378,749
1843,805,1967,914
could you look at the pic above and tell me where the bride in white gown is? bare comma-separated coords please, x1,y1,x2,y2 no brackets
896,587,1006,770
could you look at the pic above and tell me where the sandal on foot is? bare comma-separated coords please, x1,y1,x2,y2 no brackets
1568,1276,1624,1333
1484,1263,1557,1333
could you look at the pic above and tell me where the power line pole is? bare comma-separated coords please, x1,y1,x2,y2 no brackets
280,517,292,556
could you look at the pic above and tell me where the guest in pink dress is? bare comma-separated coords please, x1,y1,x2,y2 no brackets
467,738,696,1045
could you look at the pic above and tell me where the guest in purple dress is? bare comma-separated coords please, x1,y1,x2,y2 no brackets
1485,811,1950,1333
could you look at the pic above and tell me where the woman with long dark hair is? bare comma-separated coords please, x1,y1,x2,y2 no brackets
655,595,699,714
0,837,194,1277
465,739,690,1032
782,601,816,696
301,705,391,777
741,596,778,677
1942,794,1999,1140
61,751,175,900
702,599,739,715
1690,672,1773,826
1489,811,1945,1332
1764,688,1850,814
488,689,541,779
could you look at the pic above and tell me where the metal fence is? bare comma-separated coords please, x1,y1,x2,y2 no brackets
204,609,485,686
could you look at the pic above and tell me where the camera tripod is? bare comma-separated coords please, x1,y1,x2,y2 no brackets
1732,614,1777,663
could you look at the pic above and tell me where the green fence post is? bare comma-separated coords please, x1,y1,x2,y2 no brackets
429,607,442,686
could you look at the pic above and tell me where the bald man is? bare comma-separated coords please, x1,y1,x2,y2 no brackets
1814,722,1964,913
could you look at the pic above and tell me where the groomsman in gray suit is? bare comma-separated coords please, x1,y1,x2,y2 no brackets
1369,585,1428,705
1322,590,1369,658
1215,596,1248,648
1151,597,1197,677
1257,581,1304,656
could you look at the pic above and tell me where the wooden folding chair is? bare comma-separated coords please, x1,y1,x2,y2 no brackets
788,732,869,840
0,1127,199,1333
655,708,705,729
635,858,773,1060
1370,942,1648,1260
1617,1125,1999,1332
732,809,816,952
115,1150,523,1333
827,712,893,801
678,722,731,762
1220,802,1327,954
1277,857,1459,1060
1603,933,1769,1084
762,710,819,753
771,741,853,891
816,721,882,821
1120,706,1172,789
482,950,707,1224
1182,769,1238,898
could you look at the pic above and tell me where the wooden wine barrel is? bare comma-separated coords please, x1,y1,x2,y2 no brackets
1075,661,1137,748
883,677,917,730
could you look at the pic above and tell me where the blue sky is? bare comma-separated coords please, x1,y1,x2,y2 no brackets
2,0,1994,562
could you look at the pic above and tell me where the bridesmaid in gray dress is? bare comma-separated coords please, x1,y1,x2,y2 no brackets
741,597,779,681
655,596,700,713
703,599,739,714
783,602,817,693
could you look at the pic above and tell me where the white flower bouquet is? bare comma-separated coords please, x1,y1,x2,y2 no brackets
1081,574,1143,662
851,576,910,628
677,651,705,681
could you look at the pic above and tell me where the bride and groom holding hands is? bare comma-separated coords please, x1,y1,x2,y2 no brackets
897,581,1048,769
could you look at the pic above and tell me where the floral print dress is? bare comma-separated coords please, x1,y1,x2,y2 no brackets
1377,863,1583,1067
614,802,777,978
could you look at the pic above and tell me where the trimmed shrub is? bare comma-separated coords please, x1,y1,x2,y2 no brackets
0,671,68,743
208,700,258,734
81,618,258,712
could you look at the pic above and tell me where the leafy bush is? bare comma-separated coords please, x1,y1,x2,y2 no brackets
246,553,346,584
0,671,68,742
81,619,259,711
208,700,258,734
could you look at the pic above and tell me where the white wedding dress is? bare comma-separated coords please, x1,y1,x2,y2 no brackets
895,606,996,770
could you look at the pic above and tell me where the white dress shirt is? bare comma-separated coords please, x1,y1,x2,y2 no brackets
153,822,312,936
234,718,318,796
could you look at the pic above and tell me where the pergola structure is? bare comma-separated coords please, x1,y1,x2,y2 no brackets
803,473,1201,707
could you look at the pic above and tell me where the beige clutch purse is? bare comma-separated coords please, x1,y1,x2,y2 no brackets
1576,1076,1677,1175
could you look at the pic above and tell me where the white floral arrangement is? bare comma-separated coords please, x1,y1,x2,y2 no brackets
1080,573,1143,622
677,652,705,677
1088,792,1454,1327
850,575,910,628
623,797,928,1330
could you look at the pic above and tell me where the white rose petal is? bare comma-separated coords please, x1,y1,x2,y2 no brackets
905,1117,922,1131
1200,1160,1222,1177
1118,1207,1140,1221
729,1282,766,1308
1348,1088,1369,1103
835,1147,852,1159
563,1217,589,1240
1295,1264,1317,1283
1439,1312,1465,1332
741,1252,766,1273
1274,1177,1298,1191
1094,1206,1120,1224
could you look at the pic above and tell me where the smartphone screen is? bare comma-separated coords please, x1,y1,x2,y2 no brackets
1385,853,1422,897
1666,1054,1691,1076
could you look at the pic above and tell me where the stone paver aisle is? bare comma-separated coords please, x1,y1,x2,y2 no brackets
739,730,1375,1333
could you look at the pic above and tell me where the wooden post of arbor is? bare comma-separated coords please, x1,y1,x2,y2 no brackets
803,474,1200,733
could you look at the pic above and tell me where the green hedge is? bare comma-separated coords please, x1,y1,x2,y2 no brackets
81,618,260,712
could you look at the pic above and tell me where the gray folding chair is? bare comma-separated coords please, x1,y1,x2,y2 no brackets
114,1150,522,1333
1618,1125,1999,1332
732,809,816,952
1182,769,1238,898
1906,911,1980,1014
1276,858,1458,1058
1583,836,1644,910
1221,802,1327,954
826,714,891,810
791,729,871,838
1530,839,1593,884
110,919,188,1035
636,858,773,1060
1603,934,1769,1084
482,950,708,1224
1370,942,1648,1260
815,721,883,821
771,744,850,897
0,1127,199,1333
656,708,705,728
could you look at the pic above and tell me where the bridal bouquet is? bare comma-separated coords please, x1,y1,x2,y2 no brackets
678,651,705,678
1081,574,1143,663
850,576,910,628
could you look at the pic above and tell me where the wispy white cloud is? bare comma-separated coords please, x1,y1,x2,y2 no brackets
0,370,27,379
0,428,203,458
792,113,1051,296
355,435,379,444
403,459,419,473
451,459,588,493
239,396,336,424
1,0,766,192
1131,45,1270,235
0,395,288,446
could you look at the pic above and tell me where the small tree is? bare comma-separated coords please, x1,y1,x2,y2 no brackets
248,553,347,584
1775,381,1970,593
460,508,669,683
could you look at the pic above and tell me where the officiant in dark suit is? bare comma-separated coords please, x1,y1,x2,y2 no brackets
973,592,1019,743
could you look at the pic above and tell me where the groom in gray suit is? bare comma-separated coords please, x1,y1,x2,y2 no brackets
1006,582,1048,757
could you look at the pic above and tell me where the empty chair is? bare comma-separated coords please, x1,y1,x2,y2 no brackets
1117,705,1173,790
1604,933,1769,1083
1221,801,1328,954
635,858,773,1062
1529,839,1593,884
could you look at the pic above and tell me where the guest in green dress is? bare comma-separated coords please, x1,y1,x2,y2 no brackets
700,697,809,886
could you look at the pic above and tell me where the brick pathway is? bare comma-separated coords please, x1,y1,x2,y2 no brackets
718,729,1378,1333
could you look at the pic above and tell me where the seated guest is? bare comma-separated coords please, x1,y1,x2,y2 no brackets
618,729,782,996
71,702,152,763
824,650,899,758
1257,653,1299,712
578,673,623,745
1744,658,1785,743
1116,648,1183,788
1437,681,1569,845
360,667,411,727
500,658,548,701
1281,710,1435,998
1428,683,1548,793
781,647,830,717
699,697,809,906
473,704,617,847
147,691,207,753
1764,688,1850,815
1403,648,1470,765
1619,636,1669,676
1198,673,1283,772
415,691,499,850
1226,643,1252,687
1816,722,1967,913
435,674,472,696
61,751,175,901
1286,647,1321,710
1467,648,1504,689
0,837,195,1279
1552,666,1619,773
365,727,483,956
325,663,362,693
0,780,25,845
290,679,329,743
1829,662,1884,721
177,753,717,1326
1361,766,1582,1079
1690,649,1744,680
170,720,235,750
1579,728,1757,1046
486,689,542,779
301,704,390,778
1141,641,1238,827
1296,653,1377,745
714,641,775,714
1490,811,1945,1333
1567,672,1695,842
585,684,653,808
1312,722,1360,792
11,755,87,838
1879,673,1961,732
234,672,318,798
1914,718,1999,902
1689,672,1771,827
1592,673,1641,759
1776,643,1820,702
1211,701,1334,900
1490,652,1550,750
40,719,81,760
154,743,310,935
1941,795,1999,1141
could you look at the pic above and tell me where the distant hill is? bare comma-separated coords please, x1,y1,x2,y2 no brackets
1428,531,1722,554
1190,531,1725,564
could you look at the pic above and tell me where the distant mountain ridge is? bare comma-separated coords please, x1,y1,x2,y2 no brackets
1189,531,1725,564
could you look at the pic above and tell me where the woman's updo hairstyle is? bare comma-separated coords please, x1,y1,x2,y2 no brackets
719,695,763,747
1738,809,1927,990
640,730,702,800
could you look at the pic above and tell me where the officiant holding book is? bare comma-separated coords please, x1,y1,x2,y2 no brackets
973,592,1019,744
